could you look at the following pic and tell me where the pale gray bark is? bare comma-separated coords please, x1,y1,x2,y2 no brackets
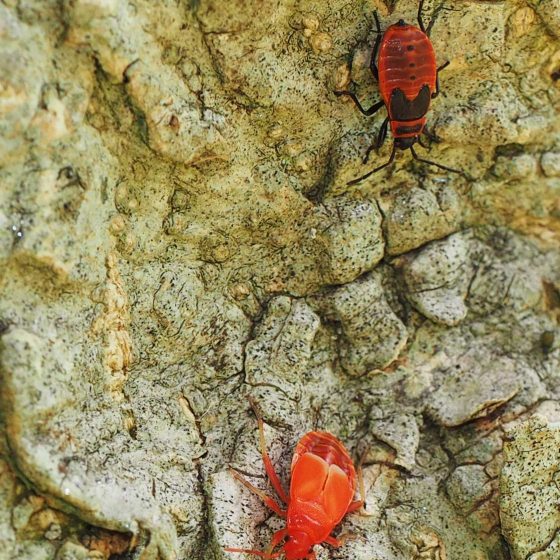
0,1,559,559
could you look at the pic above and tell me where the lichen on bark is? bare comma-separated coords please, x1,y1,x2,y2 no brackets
0,1,559,559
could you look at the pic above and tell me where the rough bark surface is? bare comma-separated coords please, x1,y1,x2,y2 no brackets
0,1,559,559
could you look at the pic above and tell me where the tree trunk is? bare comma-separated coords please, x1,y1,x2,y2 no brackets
0,1,559,559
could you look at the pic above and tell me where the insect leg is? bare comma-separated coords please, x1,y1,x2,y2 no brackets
417,0,426,33
334,93,384,117
432,61,450,98
422,126,439,143
419,125,438,148
363,116,389,164
325,533,359,548
249,398,290,504
324,536,342,547
347,446,369,514
265,528,289,557
425,2,447,37
224,548,283,559
346,468,365,512
228,468,287,518
409,145,463,175
370,11,382,81
347,142,397,186
362,145,375,165
346,499,364,513
376,116,390,150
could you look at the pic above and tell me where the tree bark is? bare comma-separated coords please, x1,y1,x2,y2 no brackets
0,1,559,559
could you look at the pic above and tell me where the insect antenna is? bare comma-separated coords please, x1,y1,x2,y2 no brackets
347,142,397,186
409,145,463,176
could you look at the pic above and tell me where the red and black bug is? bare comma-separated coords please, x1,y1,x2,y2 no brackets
335,1,461,185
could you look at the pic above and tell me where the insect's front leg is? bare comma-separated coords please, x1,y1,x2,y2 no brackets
228,468,287,517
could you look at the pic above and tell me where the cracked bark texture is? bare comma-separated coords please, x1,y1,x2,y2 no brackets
0,1,559,559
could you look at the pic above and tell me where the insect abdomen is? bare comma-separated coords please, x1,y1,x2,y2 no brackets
391,117,426,138
292,431,356,488
378,24,437,111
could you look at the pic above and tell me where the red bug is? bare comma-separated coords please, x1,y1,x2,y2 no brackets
225,400,365,560
335,1,462,185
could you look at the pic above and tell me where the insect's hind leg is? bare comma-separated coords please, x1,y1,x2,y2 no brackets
417,0,427,33
248,398,290,504
363,116,389,164
227,529,289,559
347,142,397,186
422,126,439,144
410,145,463,175
375,116,390,151
432,61,450,98
425,2,449,37
370,11,382,81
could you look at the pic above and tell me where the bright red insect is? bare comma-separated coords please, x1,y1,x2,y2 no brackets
335,0,461,184
225,401,364,560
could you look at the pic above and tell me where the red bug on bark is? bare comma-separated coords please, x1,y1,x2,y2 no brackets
335,0,462,185
225,400,365,560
